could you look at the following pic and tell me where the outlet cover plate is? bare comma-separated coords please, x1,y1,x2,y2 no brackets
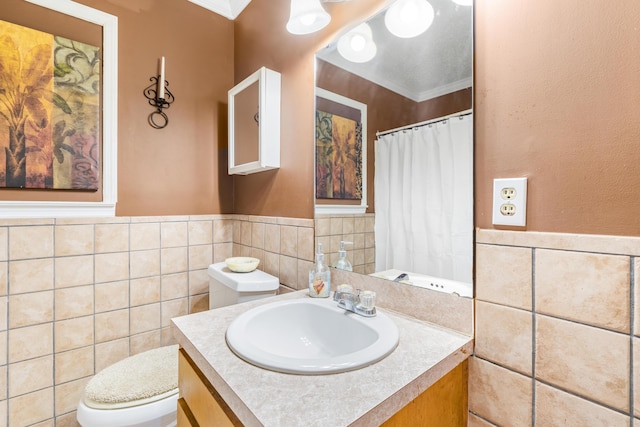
492,177,527,226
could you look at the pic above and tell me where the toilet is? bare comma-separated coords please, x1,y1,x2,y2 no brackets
76,345,180,427
207,261,280,309
77,262,279,427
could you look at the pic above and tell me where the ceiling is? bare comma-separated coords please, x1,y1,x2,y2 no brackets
187,0,473,102
317,0,473,102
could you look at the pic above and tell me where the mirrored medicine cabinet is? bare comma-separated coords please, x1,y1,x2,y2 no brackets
228,66,281,175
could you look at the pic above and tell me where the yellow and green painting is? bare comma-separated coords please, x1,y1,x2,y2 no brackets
315,110,363,200
0,20,100,190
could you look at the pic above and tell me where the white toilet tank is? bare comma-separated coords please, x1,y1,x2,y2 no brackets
208,262,279,309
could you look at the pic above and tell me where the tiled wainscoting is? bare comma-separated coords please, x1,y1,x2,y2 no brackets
314,213,375,274
0,214,314,426
231,215,315,291
470,229,640,426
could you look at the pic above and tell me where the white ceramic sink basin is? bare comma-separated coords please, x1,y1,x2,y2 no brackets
225,297,399,374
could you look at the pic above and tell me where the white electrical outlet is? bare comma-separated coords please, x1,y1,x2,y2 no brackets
492,178,527,226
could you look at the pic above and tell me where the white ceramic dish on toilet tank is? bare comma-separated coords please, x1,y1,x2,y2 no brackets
225,257,260,273
225,297,399,374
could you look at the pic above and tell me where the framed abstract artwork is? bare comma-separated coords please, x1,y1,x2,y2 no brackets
0,19,100,190
315,88,367,214
0,0,117,218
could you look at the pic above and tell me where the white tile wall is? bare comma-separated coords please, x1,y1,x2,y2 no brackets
472,229,640,425
0,214,314,426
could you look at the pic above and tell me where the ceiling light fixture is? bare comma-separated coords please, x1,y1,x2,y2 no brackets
337,23,377,63
384,0,435,39
286,0,331,35
451,0,473,5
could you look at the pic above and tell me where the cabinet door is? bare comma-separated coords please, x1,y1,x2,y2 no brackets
178,349,242,427
228,67,281,175
177,397,199,427
382,360,468,426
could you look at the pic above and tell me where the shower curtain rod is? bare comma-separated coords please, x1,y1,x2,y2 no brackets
376,109,472,138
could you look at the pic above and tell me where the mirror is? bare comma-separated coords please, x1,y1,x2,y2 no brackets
233,80,260,166
228,67,281,175
314,0,473,296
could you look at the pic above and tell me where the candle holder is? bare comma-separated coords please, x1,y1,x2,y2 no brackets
144,75,174,129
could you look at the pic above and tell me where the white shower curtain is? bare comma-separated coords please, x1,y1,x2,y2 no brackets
374,113,473,283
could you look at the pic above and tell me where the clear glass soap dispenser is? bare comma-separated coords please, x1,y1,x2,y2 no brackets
309,243,331,298
333,241,353,271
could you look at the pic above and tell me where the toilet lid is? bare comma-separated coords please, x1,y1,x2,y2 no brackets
84,345,179,410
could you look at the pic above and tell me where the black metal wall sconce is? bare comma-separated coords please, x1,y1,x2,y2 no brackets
144,56,174,129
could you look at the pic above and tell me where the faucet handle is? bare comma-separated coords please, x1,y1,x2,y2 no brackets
359,290,376,310
337,284,353,294
334,284,353,302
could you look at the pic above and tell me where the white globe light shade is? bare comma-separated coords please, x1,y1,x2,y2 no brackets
286,0,331,35
384,0,435,39
337,23,377,63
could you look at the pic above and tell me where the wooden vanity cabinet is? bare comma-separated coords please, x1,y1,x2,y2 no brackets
178,348,242,427
382,359,468,426
178,348,468,426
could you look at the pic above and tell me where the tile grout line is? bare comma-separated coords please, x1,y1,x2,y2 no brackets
4,228,8,427
629,256,635,427
92,223,98,377
534,377,631,416
531,247,537,426
476,240,637,259
127,221,132,357
52,222,57,426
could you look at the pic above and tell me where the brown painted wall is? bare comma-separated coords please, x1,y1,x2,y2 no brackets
1,0,234,215
317,60,471,212
11,0,633,234
414,88,472,122
232,0,393,219
475,0,640,236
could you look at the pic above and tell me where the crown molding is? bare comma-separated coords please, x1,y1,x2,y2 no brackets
187,0,252,19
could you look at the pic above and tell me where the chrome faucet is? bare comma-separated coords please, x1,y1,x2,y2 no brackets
333,289,377,317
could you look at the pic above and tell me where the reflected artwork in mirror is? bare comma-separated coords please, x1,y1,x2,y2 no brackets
314,0,473,296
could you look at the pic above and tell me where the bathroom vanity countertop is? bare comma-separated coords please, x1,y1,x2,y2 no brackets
171,291,473,427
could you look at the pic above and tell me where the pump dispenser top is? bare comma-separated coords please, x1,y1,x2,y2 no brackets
333,241,353,271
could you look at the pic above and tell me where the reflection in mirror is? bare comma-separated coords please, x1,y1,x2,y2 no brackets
314,0,473,296
233,81,260,165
